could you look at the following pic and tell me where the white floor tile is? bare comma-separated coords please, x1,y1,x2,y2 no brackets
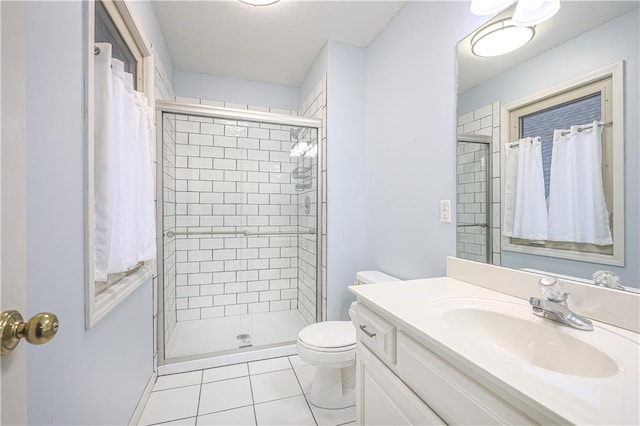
203,363,249,383
249,357,292,375
250,369,302,404
197,406,256,426
254,395,316,426
154,371,203,391
310,404,356,426
139,385,200,426
198,377,253,415
154,417,197,426
289,356,315,394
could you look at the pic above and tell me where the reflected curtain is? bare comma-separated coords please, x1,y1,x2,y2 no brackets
502,137,548,240
547,122,612,245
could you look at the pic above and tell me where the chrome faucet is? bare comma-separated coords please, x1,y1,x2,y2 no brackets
529,277,594,331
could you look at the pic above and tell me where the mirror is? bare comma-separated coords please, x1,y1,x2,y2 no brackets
456,1,639,290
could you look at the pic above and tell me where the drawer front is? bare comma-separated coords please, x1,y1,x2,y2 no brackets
396,332,536,425
356,304,397,364
358,344,445,426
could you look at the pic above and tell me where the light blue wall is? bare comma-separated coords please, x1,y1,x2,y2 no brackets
26,2,153,424
364,2,487,280
175,69,299,110
459,9,640,287
130,0,175,87
325,41,367,321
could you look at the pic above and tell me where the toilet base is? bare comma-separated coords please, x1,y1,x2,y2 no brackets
308,364,356,410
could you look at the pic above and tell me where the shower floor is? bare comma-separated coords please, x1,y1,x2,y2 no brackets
165,309,309,360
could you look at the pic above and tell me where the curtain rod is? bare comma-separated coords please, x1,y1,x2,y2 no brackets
507,121,613,147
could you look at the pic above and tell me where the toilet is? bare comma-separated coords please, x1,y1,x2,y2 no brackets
296,270,399,409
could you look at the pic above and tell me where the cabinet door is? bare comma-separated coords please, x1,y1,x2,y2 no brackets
357,345,445,426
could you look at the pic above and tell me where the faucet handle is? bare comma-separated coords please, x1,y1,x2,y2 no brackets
538,277,567,303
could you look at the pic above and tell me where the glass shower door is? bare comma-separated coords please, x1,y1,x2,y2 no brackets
456,139,491,263
158,107,321,364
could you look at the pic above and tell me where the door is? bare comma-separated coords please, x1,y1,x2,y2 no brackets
1,2,29,424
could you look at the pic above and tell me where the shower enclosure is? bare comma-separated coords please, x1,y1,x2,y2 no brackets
456,135,491,263
156,102,322,368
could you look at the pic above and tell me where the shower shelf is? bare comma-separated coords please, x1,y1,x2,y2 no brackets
292,166,312,180
165,229,316,238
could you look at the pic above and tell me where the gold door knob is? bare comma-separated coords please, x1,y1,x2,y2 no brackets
0,310,59,355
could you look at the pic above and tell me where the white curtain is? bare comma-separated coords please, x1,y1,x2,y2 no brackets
547,122,612,245
502,137,548,240
94,43,156,281
502,142,519,237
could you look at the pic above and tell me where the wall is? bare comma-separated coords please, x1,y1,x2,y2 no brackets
24,2,174,424
130,0,175,87
325,42,367,321
175,70,299,111
364,2,487,281
458,9,640,286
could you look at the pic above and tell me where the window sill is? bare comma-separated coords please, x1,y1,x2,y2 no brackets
87,263,153,329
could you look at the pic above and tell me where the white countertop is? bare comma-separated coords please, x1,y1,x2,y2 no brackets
349,277,640,425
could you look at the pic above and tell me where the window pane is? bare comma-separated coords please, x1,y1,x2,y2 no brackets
520,94,601,197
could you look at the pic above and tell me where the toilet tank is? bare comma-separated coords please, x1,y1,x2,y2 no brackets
349,270,399,323
354,270,400,285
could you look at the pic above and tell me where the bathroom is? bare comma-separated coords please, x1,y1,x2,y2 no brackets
0,0,638,424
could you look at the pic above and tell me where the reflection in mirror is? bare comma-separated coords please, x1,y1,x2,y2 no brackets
456,1,639,290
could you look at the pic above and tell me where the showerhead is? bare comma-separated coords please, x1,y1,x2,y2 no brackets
290,127,301,141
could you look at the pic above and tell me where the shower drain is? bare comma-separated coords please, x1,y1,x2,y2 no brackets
237,333,253,348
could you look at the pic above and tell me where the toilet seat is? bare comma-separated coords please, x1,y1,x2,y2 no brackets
296,321,356,369
297,338,355,354
298,321,356,351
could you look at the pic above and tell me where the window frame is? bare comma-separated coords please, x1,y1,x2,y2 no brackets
85,0,156,329
500,61,625,267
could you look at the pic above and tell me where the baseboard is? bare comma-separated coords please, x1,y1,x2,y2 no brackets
129,371,157,425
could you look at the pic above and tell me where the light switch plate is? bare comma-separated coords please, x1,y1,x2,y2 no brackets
440,200,451,223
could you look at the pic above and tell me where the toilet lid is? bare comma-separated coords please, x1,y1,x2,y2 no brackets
298,321,356,349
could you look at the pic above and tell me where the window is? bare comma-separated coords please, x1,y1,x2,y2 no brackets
85,0,155,329
501,62,624,266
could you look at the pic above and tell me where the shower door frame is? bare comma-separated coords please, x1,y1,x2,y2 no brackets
155,100,324,370
456,134,492,264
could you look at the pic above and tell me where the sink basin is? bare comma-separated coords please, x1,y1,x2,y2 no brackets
439,302,620,378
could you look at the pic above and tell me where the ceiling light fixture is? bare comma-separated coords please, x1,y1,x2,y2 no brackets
239,0,279,6
471,18,535,57
470,0,516,16
512,0,561,26
470,0,561,26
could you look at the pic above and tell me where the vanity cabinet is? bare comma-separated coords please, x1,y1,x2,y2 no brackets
357,344,444,425
355,302,540,425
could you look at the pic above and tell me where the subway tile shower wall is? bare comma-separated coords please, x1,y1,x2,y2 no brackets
163,113,178,339
298,75,326,324
173,114,303,321
457,102,502,266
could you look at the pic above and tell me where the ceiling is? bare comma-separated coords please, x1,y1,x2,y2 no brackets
153,0,406,88
457,1,639,93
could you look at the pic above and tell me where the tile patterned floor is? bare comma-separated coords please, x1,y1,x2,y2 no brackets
139,355,356,426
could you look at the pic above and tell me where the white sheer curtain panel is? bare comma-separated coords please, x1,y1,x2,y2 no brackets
502,141,519,237
94,43,156,282
503,137,548,240
548,122,612,245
